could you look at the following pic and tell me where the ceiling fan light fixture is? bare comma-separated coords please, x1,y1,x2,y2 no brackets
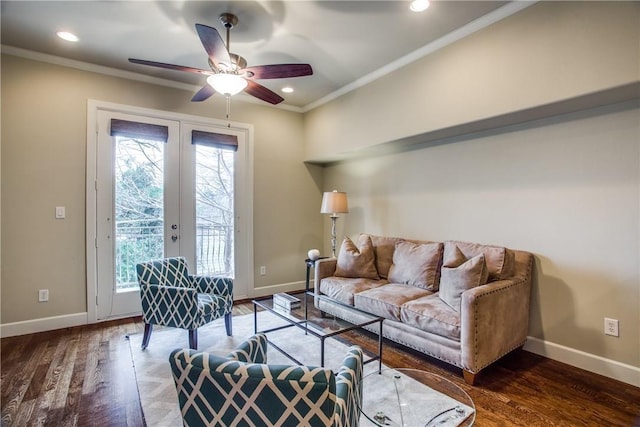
207,73,248,96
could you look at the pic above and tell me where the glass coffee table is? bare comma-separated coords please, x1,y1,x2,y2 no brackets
360,368,475,426
253,291,384,372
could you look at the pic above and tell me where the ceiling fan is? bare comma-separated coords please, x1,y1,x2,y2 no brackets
129,13,313,105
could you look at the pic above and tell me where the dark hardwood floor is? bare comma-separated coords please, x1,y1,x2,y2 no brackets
2,301,639,426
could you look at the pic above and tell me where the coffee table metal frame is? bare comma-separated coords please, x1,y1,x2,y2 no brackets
252,291,384,372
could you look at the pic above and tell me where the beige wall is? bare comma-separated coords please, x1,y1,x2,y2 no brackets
304,1,640,162
305,1,640,369
323,103,640,368
1,54,324,324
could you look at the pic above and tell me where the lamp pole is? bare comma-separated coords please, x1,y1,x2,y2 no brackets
330,214,339,258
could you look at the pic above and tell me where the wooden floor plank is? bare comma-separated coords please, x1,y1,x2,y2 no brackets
1,303,639,427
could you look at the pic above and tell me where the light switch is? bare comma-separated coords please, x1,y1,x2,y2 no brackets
55,206,66,219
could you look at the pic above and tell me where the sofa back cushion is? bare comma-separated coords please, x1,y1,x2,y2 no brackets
387,241,443,291
369,234,437,279
369,235,404,279
334,235,379,280
444,240,515,281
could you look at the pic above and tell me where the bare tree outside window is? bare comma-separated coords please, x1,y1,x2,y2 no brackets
114,137,234,291
114,137,164,290
195,145,234,277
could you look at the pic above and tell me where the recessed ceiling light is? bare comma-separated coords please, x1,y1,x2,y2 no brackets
57,31,79,42
410,0,430,12
281,87,294,93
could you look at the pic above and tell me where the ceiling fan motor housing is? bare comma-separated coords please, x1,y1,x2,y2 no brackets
219,13,238,29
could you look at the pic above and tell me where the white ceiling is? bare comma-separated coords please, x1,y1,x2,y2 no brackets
1,1,512,110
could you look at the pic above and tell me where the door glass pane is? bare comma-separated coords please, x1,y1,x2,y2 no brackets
195,145,234,277
115,136,165,291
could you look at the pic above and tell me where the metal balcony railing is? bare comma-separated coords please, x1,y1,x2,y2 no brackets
115,222,233,289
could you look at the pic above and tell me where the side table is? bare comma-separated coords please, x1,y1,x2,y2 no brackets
305,257,329,292
305,257,329,319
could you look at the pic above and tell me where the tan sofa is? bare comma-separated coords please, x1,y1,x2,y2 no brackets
314,234,533,385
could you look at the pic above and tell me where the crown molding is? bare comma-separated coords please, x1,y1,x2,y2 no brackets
0,45,304,113
1,1,535,115
301,1,537,112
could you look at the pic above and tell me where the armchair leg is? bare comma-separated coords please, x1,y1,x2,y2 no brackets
224,312,233,336
463,369,477,386
141,323,153,350
188,329,198,350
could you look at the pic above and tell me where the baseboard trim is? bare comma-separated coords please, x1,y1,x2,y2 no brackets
524,336,640,387
0,312,88,338
250,280,307,299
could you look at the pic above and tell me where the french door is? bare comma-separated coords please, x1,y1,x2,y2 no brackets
92,107,249,320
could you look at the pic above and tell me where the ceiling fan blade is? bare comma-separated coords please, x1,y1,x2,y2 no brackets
191,85,216,102
129,58,212,75
244,80,284,105
195,23,231,69
243,64,313,79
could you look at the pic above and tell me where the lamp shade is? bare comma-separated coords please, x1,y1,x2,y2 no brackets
320,190,349,215
207,74,248,96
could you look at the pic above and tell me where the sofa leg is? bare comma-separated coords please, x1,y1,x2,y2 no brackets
224,312,233,336
141,323,152,350
188,329,198,350
463,370,477,386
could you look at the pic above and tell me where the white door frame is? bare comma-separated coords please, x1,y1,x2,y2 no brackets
86,100,254,323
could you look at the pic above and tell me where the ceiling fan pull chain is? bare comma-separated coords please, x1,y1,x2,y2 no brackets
225,94,232,127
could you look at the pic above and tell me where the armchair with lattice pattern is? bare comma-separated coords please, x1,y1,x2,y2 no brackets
169,333,363,427
136,257,233,350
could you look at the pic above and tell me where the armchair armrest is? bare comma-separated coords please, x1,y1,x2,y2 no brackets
226,333,268,363
140,284,199,329
314,258,337,296
190,275,233,298
335,346,364,427
460,254,533,373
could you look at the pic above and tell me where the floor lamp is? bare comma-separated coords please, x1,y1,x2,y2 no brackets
320,190,349,258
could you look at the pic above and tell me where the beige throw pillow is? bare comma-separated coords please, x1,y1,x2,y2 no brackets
440,246,488,312
334,235,379,280
444,240,513,280
387,241,443,291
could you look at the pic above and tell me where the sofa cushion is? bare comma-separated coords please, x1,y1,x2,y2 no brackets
319,276,388,306
387,241,443,291
400,294,461,341
369,235,404,279
354,284,432,321
444,240,514,280
439,249,489,311
334,235,379,280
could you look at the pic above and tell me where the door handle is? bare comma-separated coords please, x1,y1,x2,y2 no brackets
171,234,178,242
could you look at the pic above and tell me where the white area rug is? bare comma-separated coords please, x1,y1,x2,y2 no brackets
128,312,474,426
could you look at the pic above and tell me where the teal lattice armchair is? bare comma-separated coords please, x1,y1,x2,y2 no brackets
169,333,364,427
136,257,233,350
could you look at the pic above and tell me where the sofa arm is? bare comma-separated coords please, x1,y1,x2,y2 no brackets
460,269,532,374
314,258,337,295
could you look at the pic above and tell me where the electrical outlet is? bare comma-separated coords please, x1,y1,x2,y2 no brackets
38,289,49,302
604,318,619,337
260,266,266,276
